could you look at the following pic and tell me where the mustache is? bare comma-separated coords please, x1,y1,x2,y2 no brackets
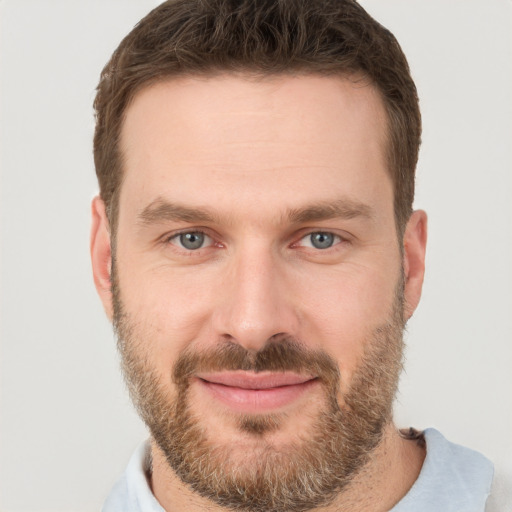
173,336,341,389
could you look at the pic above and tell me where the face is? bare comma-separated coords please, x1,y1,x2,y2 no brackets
91,74,427,511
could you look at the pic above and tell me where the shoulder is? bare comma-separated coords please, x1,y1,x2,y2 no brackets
422,428,493,486
102,440,164,512
102,475,131,512
392,428,494,512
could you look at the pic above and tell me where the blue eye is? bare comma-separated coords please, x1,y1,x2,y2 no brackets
301,232,340,249
310,232,334,249
171,232,211,250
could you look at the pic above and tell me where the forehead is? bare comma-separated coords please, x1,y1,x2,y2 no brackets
119,73,391,224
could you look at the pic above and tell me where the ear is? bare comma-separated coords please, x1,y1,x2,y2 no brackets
402,210,427,320
90,196,113,321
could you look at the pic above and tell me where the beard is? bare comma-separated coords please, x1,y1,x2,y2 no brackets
112,274,405,512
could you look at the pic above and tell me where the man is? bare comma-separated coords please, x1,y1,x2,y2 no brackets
90,0,494,510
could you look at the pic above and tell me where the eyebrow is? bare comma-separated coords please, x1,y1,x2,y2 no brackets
137,199,217,225
287,199,375,224
137,197,375,227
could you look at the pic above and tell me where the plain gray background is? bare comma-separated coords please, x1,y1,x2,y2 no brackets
1,1,511,510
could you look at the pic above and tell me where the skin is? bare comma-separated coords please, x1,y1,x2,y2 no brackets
91,74,427,511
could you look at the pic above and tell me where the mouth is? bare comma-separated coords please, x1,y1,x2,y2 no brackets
195,371,319,413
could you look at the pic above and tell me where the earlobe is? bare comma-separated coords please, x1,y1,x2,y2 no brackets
402,210,428,320
90,196,114,321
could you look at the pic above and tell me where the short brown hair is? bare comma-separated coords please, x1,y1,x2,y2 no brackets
94,0,421,236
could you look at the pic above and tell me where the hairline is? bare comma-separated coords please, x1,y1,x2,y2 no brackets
107,68,405,246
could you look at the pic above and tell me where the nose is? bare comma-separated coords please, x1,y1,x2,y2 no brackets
212,246,299,352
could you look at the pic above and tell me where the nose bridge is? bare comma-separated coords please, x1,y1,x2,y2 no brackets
214,242,296,350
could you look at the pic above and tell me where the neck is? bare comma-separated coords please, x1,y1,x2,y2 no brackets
149,423,425,512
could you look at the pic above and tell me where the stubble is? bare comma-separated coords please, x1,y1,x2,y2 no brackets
112,271,405,512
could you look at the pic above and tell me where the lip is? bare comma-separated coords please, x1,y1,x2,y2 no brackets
195,371,318,413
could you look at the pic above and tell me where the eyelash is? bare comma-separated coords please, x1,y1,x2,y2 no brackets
163,229,350,254
164,229,216,250
294,232,344,250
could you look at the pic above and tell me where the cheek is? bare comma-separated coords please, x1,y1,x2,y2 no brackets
116,261,221,374
292,264,400,379
297,262,398,325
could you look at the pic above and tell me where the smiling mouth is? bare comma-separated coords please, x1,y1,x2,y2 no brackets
195,371,319,412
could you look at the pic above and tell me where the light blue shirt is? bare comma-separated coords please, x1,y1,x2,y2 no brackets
102,428,494,512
